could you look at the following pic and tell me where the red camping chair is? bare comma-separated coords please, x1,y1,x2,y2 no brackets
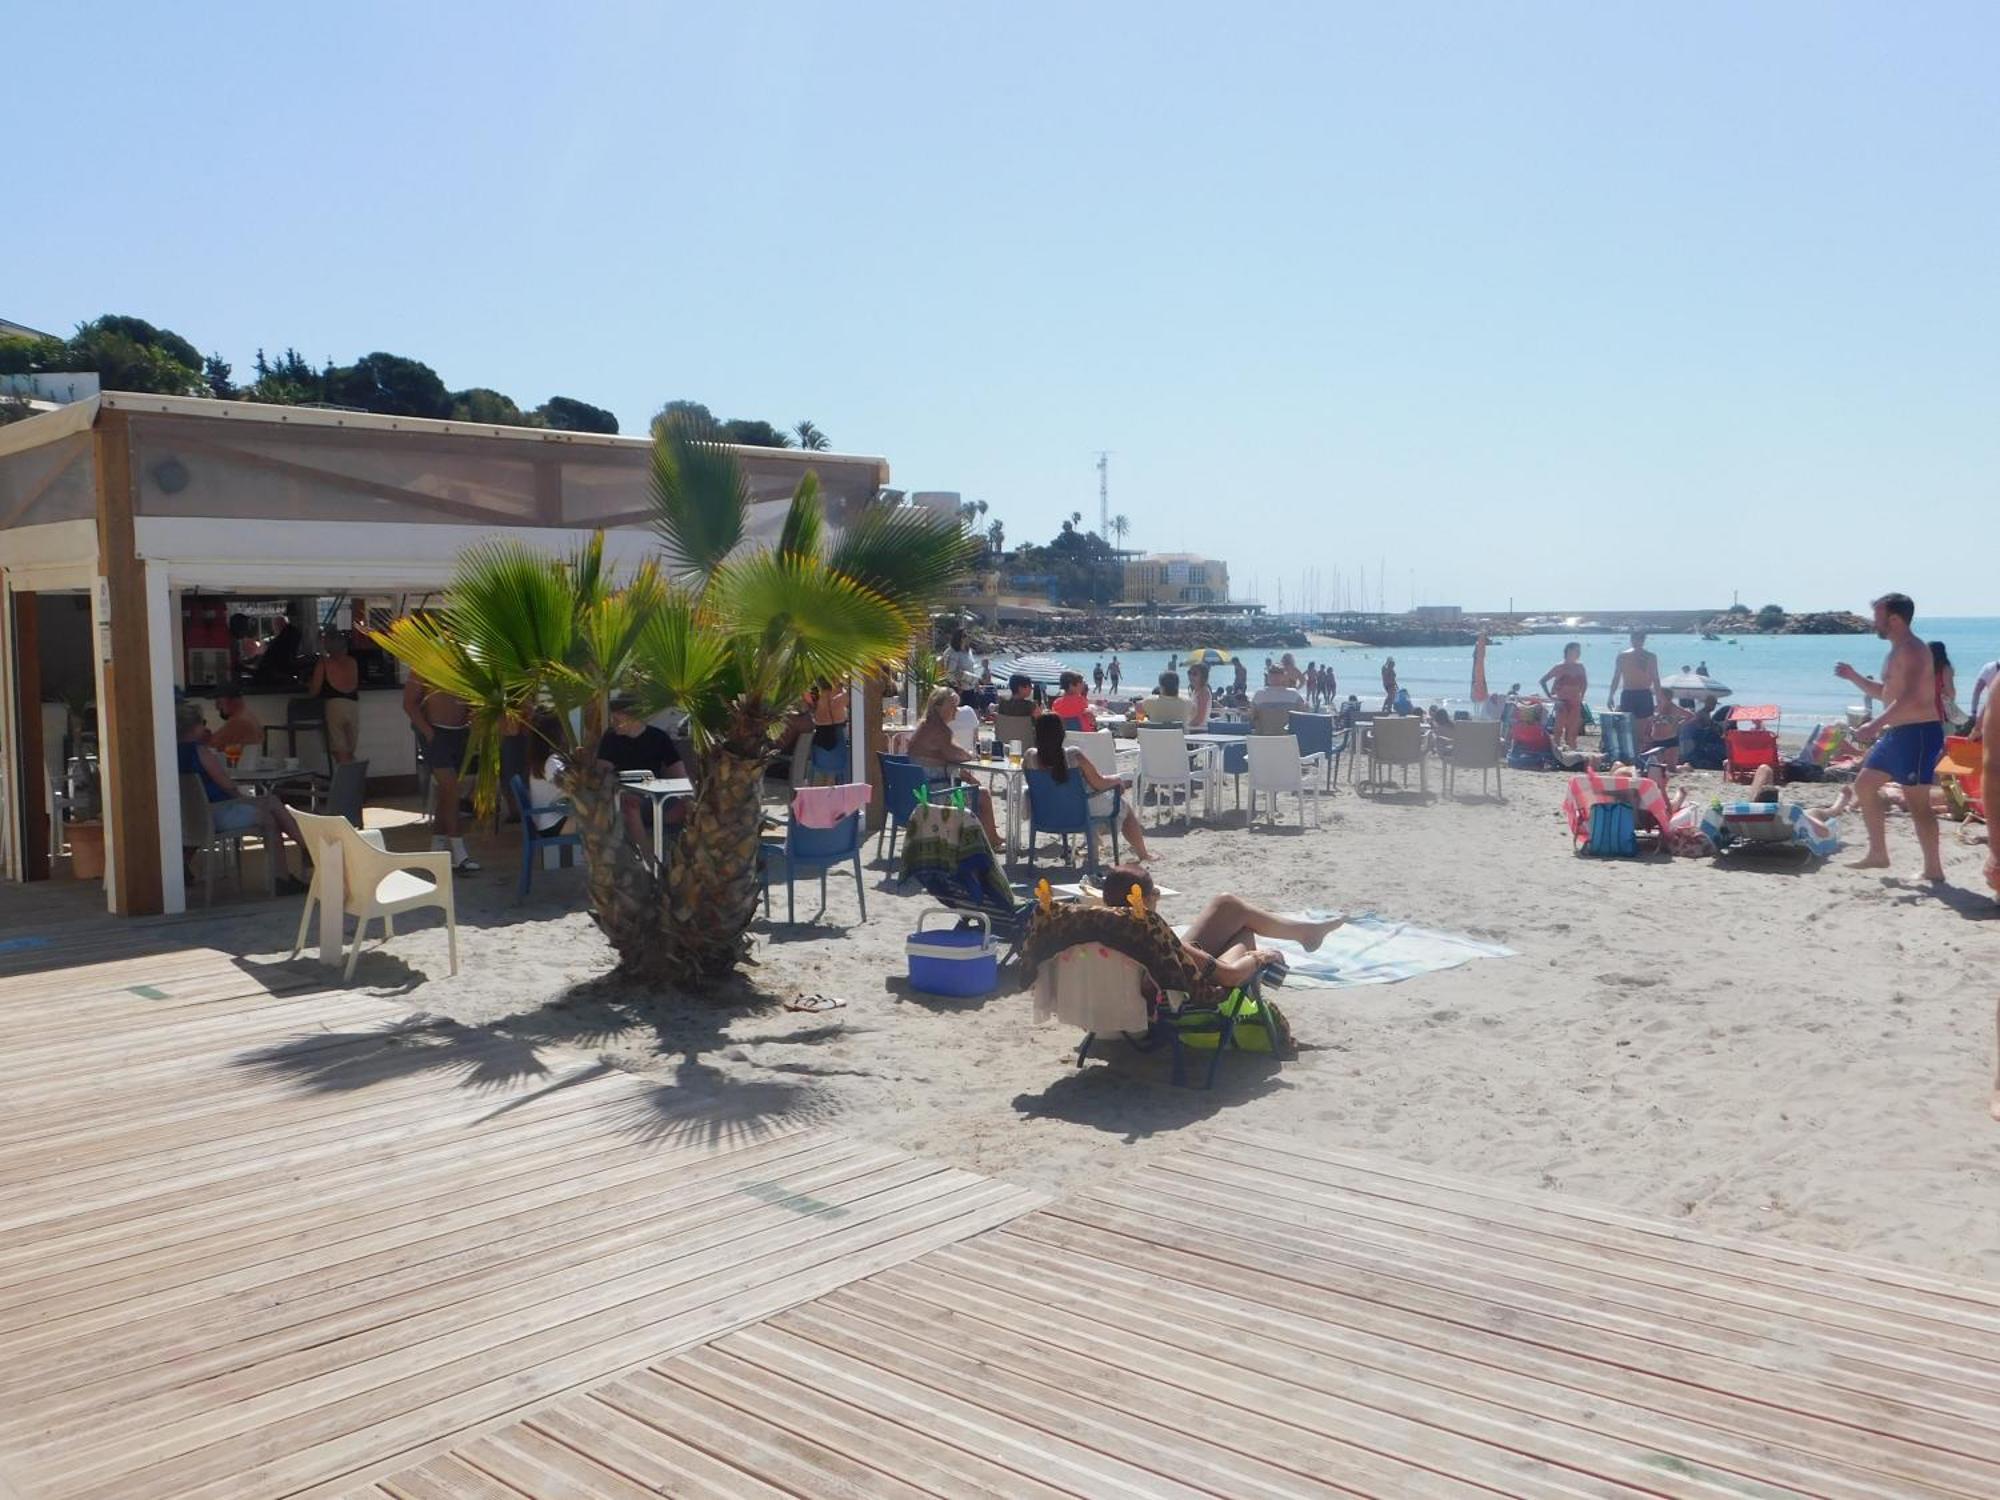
1723,727,1781,784
1936,736,1985,821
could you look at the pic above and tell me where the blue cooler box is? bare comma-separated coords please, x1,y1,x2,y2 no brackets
906,911,997,997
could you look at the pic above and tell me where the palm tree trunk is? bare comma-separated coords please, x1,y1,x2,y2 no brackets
559,761,667,973
660,745,768,988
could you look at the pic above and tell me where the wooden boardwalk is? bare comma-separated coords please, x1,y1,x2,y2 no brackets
0,926,1044,1500
366,1130,2000,1499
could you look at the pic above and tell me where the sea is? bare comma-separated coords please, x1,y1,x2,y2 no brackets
1034,618,2000,737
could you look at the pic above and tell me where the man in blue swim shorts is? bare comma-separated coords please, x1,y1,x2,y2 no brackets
1836,592,1946,883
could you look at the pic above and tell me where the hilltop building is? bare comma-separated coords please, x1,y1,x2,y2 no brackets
1121,552,1228,606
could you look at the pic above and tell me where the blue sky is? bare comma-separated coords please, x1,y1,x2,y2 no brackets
10,3,1996,614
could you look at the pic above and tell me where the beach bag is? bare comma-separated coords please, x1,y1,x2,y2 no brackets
1171,989,1293,1053
1582,800,1636,857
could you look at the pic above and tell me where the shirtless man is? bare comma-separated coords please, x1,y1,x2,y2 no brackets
403,671,480,871
1605,630,1664,722
1835,592,1943,883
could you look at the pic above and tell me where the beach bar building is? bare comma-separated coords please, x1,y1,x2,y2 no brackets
0,393,888,916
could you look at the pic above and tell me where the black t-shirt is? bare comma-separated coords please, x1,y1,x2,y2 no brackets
597,725,684,777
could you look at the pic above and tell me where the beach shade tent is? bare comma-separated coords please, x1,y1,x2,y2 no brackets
0,392,891,915
990,652,1074,689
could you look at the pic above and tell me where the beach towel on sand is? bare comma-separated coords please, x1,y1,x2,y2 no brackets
1175,913,1514,990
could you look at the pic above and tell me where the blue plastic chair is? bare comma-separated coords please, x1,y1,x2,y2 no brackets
1023,768,1121,872
1060,715,1085,732
876,753,929,862
1288,711,1346,789
759,801,867,924
510,774,582,898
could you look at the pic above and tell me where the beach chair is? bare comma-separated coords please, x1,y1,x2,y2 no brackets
1936,735,1985,821
1723,727,1782,784
1246,733,1323,829
1364,715,1427,795
759,788,868,924
327,759,369,826
509,774,581,898
1023,767,1121,872
875,753,931,862
1020,899,1286,1090
1697,800,1841,860
995,715,1034,759
1562,769,1673,856
1597,710,1638,767
289,810,457,981
1135,727,1205,827
1288,711,1344,790
898,798,1032,965
807,727,850,784
1441,718,1504,798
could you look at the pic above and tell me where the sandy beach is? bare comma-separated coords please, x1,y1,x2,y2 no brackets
198,760,2000,1284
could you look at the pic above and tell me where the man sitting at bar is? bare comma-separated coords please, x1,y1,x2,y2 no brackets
176,699,308,893
596,696,690,846
207,686,263,758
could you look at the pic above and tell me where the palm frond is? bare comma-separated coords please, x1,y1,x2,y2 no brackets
824,503,980,630
629,590,738,749
649,410,749,581
709,552,909,709
775,471,822,561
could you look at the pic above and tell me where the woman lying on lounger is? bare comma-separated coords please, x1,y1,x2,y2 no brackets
1098,865,1344,990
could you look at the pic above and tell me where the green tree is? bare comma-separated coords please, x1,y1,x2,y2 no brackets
202,353,236,400
718,417,793,448
1110,513,1130,553
450,387,533,425
985,518,1005,556
653,399,716,433
1756,603,1786,631
323,352,452,418
0,334,68,375
794,419,829,450
537,395,619,434
377,413,977,987
243,347,325,406
58,315,206,395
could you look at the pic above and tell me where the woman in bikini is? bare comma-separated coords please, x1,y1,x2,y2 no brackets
1538,642,1588,749
1099,864,1344,991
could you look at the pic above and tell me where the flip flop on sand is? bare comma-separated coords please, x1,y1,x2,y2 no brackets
785,994,847,1013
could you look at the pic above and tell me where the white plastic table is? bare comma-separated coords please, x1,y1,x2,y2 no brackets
627,776,695,864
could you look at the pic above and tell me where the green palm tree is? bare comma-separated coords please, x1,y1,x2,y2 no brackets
378,414,976,988
795,419,830,451
1110,513,1130,553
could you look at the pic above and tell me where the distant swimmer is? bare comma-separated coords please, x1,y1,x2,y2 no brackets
1836,591,1945,884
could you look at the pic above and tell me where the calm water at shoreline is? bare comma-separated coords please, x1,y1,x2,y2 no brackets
1021,618,2000,735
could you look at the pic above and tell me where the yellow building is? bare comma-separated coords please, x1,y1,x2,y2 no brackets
1120,553,1229,606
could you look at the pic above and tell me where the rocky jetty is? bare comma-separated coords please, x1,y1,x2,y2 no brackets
1697,610,1870,636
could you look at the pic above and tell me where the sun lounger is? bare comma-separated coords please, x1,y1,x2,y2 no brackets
1698,801,1842,859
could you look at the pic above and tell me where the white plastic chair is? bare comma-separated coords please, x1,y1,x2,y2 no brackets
289,809,458,981
1072,729,1119,779
1366,715,1428,795
1135,727,1203,827
1247,734,1324,829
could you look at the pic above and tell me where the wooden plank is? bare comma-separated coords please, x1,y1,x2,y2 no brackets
4,1140,899,1427
452,1429,660,1499
92,409,162,915
37,1174,1036,1498
894,1239,1962,1500
527,1398,799,1500
660,1344,1078,1500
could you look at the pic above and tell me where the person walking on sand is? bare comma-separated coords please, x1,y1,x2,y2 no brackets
1605,630,1664,721
1380,656,1398,711
1836,592,1945,883
1471,632,1489,708
1539,642,1588,749
1107,655,1122,693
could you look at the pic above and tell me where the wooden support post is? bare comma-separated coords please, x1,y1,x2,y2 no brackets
92,412,164,915
12,590,48,881
862,673,887,834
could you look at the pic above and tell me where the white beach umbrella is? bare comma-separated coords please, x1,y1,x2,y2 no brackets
1660,671,1730,696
